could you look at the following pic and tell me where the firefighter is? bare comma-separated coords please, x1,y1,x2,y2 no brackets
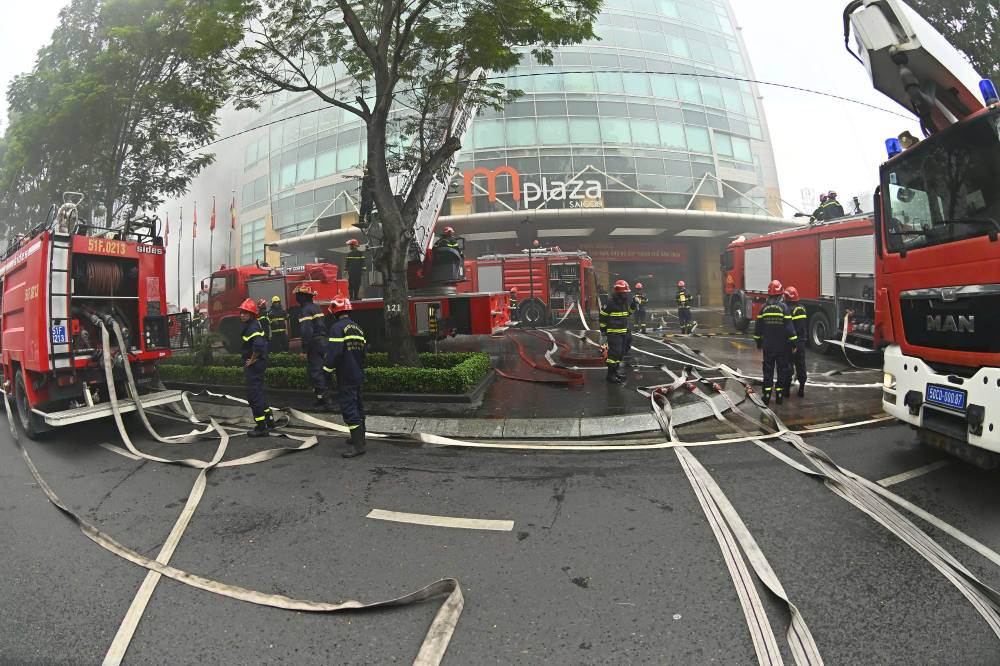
784,286,808,397
434,226,463,257
825,190,845,219
268,295,289,353
345,239,365,301
323,297,368,458
600,279,635,384
239,298,274,437
753,279,798,405
257,299,271,339
632,282,649,333
294,284,329,409
810,193,829,223
192,310,206,336
179,307,194,347
676,280,695,334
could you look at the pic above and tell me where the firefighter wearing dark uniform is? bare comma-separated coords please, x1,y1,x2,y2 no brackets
344,239,365,301
324,297,368,458
824,190,845,219
240,298,274,437
676,280,695,334
294,284,329,408
179,307,194,347
257,299,271,339
810,193,829,223
632,282,649,334
434,226,463,257
600,280,636,384
784,286,808,397
753,280,798,405
268,295,289,353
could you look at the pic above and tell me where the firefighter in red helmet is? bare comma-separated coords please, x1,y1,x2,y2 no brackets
239,298,275,436
676,280,695,334
344,238,365,300
753,280,797,405
434,226,464,258
323,296,368,458
783,286,808,397
600,280,636,384
632,282,649,334
294,284,330,409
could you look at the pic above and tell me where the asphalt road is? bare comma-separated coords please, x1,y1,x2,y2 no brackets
3,395,999,664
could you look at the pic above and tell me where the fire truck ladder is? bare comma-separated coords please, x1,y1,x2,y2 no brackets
48,233,74,371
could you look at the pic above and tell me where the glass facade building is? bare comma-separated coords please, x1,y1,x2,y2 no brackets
230,0,782,304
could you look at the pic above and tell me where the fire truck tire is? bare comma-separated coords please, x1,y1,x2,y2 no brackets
807,311,831,354
518,298,548,327
730,296,750,333
14,369,46,440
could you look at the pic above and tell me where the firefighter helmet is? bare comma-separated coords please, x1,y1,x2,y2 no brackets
293,284,316,296
271,295,281,303
328,296,352,314
257,298,268,312
819,193,828,203
828,190,837,199
635,282,644,290
347,239,359,247
677,280,685,287
442,226,454,235
784,286,799,301
239,298,258,316
613,279,630,293
182,307,189,313
767,279,784,296
509,286,518,294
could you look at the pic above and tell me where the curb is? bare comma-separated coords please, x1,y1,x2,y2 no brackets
178,380,747,441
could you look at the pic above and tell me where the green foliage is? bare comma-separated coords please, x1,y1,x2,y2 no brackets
0,0,252,231
191,332,222,367
158,351,491,394
907,0,998,84
230,0,601,366
167,350,476,369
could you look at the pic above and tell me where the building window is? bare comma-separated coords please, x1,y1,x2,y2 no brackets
600,117,631,144
650,74,677,100
685,126,711,153
569,117,601,144
474,119,505,149
240,218,266,265
623,72,651,96
564,72,596,93
506,118,537,146
732,136,753,162
596,71,624,94
659,122,686,149
538,118,570,145
677,78,702,104
630,119,659,146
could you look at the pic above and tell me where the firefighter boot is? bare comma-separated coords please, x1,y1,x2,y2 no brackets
342,425,367,458
311,393,328,411
762,389,771,406
247,424,269,438
606,366,623,384
265,412,280,430
775,390,783,405
798,381,805,398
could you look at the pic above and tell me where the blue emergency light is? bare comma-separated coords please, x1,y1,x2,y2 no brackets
885,137,903,158
981,79,998,105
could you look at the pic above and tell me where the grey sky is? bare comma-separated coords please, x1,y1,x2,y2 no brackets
0,0,65,132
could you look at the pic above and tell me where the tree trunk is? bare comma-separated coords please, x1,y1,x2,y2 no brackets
380,217,420,366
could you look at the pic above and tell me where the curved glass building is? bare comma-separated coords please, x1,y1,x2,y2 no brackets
228,0,787,305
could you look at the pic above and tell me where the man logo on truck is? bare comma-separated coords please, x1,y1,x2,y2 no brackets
926,314,974,333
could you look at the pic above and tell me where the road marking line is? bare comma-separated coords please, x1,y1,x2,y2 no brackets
877,460,951,487
99,442,141,460
802,420,843,430
367,509,514,532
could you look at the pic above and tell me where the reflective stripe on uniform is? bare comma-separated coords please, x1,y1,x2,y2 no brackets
606,359,621,365
254,415,266,421
790,314,807,320
322,366,334,372
329,335,367,343
299,313,321,321
789,336,798,341
608,311,631,317
758,312,784,318
606,328,627,333
242,331,265,341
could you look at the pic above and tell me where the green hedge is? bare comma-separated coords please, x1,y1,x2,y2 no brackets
158,352,492,394
167,351,473,370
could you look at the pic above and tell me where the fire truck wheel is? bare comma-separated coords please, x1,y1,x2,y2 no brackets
730,297,750,333
14,369,46,440
518,298,548,327
807,311,831,354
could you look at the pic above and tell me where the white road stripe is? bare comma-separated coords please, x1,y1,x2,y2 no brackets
99,442,141,460
802,420,843,430
877,460,951,487
367,509,513,532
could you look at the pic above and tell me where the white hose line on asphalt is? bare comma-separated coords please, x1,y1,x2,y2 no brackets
691,365,1000,640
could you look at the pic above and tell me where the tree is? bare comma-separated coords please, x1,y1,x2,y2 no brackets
908,0,998,85
0,0,251,234
231,0,601,365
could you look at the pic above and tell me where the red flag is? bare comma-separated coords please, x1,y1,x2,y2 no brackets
192,204,198,239
229,196,237,230
210,197,217,231
165,212,170,246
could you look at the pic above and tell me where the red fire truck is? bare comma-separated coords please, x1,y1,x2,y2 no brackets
1,195,180,438
844,0,1000,466
722,214,877,353
207,261,509,352
466,248,598,326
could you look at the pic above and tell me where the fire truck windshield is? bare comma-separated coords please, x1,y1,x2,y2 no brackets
882,112,1000,254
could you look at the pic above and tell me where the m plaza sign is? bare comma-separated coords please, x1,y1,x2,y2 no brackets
462,166,603,209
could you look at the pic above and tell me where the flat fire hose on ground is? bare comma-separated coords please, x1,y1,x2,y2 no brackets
654,364,1000,642
495,329,586,386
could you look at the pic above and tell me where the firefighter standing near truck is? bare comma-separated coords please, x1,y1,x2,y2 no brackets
239,299,275,437
268,295,289,353
783,286,808,397
632,282,649,334
179,307,194,347
809,193,829,223
294,284,330,409
676,280,695,334
600,280,635,384
753,280,798,405
257,299,271,339
344,239,365,301
434,226,464,258
324,297,368,458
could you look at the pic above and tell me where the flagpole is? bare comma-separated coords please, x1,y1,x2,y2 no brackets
191,201,197,312
177,207,183,313
209,195,215,277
